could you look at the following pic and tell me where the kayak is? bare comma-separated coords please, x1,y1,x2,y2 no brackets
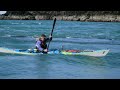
0,47,109,57
61,49,110,57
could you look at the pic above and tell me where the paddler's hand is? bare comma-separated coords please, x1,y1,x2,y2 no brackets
43,49,48,52
49,35,52,41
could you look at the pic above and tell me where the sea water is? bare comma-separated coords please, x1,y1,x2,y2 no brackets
0,20,120,79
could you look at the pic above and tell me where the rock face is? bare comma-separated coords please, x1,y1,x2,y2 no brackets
0,15,35,20
0,11,120,22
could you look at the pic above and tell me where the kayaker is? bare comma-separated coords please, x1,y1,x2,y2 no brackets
35,34,52,53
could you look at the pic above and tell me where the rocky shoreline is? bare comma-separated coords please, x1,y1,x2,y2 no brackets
0,11,120,22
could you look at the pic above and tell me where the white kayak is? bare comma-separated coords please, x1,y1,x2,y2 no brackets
0,47,110,57
61,49,110,57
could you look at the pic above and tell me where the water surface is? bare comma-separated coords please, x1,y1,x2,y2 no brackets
0,20,120,79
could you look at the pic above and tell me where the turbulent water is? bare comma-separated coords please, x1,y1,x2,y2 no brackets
0,20,120,79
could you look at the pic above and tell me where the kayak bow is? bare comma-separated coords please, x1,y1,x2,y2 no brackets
61,49,110,57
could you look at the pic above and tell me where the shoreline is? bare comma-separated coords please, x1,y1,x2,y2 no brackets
0,15,120,22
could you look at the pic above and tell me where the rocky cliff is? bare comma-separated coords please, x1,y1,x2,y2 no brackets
0,11,120,22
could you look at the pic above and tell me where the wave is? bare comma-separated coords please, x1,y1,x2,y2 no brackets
1,35,28,38
1,34,120,45
11,23,19,25
9,35,27,37
53,38,120,45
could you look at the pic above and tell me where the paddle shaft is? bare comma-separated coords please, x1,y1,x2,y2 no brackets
47,18,56,50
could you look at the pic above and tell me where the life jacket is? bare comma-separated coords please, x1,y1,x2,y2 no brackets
40,40,47,49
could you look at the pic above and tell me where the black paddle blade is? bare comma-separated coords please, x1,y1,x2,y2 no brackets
51,18,56,36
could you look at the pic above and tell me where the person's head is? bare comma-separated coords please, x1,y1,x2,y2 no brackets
39,34,46,41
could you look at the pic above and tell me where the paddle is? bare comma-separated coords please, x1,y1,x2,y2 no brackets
47,18,56,50
18,18,56,52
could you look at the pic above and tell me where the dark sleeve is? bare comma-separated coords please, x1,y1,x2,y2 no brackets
46,37,52,42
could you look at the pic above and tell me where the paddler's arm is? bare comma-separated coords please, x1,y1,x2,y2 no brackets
46,35,52,42
35,41,43,51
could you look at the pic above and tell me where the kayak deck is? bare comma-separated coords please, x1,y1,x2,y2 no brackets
0,47,110,57
61,50,110,57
